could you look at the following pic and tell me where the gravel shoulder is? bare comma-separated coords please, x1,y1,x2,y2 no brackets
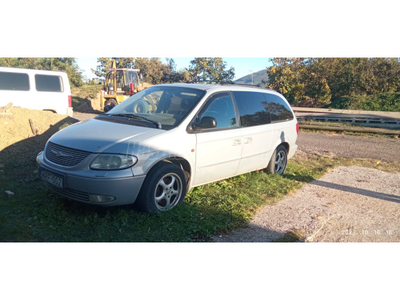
297,131,400,162
213,165,400,242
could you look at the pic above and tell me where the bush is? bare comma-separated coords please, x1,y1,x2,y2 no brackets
329,92,400,112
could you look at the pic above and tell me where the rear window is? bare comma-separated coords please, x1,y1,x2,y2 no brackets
263,94,294,122
35,74,63,92
0,71,30,91
232,91,271,127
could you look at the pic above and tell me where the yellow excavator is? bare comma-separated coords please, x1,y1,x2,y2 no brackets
100,59,145,110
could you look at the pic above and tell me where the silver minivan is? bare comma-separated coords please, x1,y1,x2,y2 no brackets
37,83,298,213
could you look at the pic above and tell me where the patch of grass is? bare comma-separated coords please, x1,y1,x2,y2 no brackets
71,84,103,99
299,120,400,138
300,127,399,139
274,229,305,242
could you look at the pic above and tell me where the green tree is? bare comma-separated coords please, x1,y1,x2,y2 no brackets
162,58,187,82
267,57,400,107
133,57,168,84
365,58,400,94
188,57,235,83
313,58,400,99
93,57,111,78
268,58,313,105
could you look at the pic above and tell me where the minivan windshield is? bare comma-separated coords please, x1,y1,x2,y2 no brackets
102,86,206,129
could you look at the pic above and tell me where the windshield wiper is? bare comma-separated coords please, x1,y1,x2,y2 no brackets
110,113,162,129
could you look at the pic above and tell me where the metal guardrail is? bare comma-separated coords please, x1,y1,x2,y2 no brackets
293,107,400,135
299,124,400,135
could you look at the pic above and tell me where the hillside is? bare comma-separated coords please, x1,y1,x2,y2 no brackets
235,69,269,86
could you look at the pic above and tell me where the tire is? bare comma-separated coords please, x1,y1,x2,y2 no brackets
136,162,186,213
265,145,288,175
105,99,118,107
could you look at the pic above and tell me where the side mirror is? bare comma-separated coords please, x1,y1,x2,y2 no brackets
104,105,114,113
193,116,217,130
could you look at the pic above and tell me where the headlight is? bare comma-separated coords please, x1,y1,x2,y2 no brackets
90,154,138,170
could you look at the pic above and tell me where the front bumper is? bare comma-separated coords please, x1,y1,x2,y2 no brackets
36,152,146,206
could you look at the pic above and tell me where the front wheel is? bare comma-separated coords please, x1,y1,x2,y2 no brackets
104,98,118,107
265,145,288,175
136,162,186,213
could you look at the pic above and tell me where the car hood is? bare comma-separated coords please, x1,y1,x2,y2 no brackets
48,118,164,154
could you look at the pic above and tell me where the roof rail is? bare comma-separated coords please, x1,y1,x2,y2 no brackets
219,81,270,89
177,81,270,89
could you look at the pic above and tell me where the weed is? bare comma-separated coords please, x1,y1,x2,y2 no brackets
274,229,305,242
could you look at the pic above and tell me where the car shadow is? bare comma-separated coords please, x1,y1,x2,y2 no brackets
310,180,400,204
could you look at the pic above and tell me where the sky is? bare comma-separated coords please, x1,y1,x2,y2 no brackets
76,57,272,81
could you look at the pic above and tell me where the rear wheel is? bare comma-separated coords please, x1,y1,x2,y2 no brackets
265,145,288,175
136,162,186,213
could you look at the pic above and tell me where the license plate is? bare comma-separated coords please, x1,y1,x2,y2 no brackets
40,169,64,188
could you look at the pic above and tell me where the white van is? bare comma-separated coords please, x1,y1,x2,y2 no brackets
37,83,298,213
0,67,73,116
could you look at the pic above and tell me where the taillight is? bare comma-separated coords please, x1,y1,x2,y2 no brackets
68,95,72,107
296,122,299,135
130,83,135,95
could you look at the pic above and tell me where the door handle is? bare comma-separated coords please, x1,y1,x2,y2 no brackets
243,137,253,144
232,139,241,146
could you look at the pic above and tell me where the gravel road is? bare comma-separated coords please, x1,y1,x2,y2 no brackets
73,112,99,122
297,132,400,163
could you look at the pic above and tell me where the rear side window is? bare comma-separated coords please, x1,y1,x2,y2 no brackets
35,74,63,92
263,94,294,122
232,91,271,127
0,71,30,91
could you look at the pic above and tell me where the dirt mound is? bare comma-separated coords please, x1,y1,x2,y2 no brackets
0,105,79,163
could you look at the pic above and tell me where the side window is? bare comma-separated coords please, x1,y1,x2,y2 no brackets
232,91,271,127
125,71,138,87
35,75,63,92
116,70,124,91
199,93,237,129
106,72,114,93
263,94,294,122
0,72,30,91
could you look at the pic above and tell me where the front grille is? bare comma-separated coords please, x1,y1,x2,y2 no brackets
45,142,91,167
44,182,89,202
